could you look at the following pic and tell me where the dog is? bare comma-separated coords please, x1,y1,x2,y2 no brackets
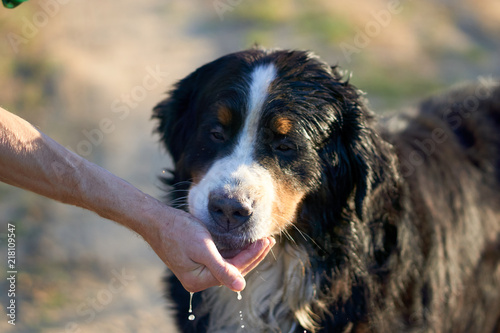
153,48,500,332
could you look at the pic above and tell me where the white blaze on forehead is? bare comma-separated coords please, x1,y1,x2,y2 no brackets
248,63,277,120
236,63,277,158
188,63,277,233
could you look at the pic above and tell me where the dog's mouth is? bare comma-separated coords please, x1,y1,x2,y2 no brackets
218,243,252,259
212,234,255,259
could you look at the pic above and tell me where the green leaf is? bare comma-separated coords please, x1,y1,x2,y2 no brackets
2,0,29,9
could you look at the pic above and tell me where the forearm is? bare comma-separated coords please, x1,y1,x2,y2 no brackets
0,107,163,235
0,107,79,201
76,160,168,236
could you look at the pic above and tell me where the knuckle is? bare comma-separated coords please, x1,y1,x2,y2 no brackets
215,264,235,284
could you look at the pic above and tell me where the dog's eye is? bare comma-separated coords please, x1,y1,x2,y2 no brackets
276,144,291,151
273,141,296,155
210,129,226,142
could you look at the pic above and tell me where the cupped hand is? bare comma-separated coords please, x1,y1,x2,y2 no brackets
144,206,275,292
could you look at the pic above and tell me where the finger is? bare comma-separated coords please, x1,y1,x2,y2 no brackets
229,237,275,273
239,237,275,276
229,238,268,269
199,239,246,291
179,265,221,293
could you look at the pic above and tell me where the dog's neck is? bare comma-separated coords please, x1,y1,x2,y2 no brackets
196,242,320,332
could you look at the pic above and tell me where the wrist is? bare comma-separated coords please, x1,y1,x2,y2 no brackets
75,160,157,235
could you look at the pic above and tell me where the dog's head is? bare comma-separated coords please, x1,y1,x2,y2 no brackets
154,49,380,258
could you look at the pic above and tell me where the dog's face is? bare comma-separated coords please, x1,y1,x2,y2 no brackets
154,49,369,258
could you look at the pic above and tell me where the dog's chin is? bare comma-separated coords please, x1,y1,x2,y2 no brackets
212,235,254,259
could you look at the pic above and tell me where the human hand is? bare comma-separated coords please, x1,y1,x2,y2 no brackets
143,206,275,292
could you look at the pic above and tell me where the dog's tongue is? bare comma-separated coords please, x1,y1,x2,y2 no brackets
219,248,242,259
219,242,253,259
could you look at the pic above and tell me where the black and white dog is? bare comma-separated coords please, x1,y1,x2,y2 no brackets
153,48,500,332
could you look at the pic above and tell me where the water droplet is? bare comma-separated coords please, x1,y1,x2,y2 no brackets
236,293,245,329
188,292,195,321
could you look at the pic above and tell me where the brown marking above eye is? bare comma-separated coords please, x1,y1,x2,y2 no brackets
217,106,233,126
272,116,293,135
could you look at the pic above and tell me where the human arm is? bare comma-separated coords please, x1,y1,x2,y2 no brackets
0,107,274,292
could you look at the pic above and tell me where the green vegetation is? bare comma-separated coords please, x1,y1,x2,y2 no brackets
296,6,355,43
351,66,444,109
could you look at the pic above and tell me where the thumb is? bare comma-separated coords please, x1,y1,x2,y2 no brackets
203,240,246,291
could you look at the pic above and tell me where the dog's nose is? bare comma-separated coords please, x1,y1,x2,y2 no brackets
208,192,253,231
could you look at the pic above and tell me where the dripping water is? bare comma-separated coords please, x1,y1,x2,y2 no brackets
188,292,195,321
189,291,245,326
239,310,245,329
236,291,244,329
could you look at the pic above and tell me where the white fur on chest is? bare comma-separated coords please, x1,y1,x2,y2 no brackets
198,243,319,332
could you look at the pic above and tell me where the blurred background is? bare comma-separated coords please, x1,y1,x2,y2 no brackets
0,0,498,332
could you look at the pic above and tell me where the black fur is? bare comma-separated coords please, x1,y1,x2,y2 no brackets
153,49,500,332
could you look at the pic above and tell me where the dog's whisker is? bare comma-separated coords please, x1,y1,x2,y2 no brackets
171,179,194,187
273,218,295,244
273,215,298,244
283,229,296,244
273,214,324,251
290,224,324,251
168,197,190,206
269,247,277,261
291,224,308,242
169,195,189,202
172,204,189,209
253,270,268,282
167,189,191,194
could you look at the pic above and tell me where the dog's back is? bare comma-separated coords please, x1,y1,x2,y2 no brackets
382,78,500,332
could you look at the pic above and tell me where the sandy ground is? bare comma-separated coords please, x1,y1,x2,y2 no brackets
0,0,498,332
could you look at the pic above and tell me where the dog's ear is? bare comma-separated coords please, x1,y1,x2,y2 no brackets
343,116,398,221
320,70,396,221
346,125,379,220
321,112,377,220
152,70,200,164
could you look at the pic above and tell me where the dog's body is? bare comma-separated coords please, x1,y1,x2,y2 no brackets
153,49,500,332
